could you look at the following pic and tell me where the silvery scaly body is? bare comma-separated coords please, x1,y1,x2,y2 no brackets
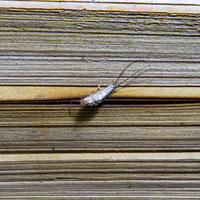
80,63,148,106
81,84,117,106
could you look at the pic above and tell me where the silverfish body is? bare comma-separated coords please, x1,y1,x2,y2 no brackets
81,63,148,106
80,84,117,106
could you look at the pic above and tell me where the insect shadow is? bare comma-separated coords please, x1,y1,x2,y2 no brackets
73,104,101,125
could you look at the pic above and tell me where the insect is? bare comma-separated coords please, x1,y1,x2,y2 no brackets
80,63,149,106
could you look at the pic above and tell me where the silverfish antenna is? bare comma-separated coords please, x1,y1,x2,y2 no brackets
116,64,150,87
114,62,134,85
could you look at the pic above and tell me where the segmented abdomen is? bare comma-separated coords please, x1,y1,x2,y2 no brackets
97,84,116,99
83,84,117,106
